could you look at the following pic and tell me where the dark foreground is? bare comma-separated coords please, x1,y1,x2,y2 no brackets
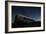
12,21,41,28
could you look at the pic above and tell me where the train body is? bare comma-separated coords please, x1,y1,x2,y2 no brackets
12,14,41,28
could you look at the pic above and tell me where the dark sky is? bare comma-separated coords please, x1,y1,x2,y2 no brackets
12,6,41,23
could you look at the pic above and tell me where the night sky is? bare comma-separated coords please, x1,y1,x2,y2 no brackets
12,6,41,23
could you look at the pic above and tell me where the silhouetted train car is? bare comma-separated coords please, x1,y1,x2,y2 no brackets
12,14,41,28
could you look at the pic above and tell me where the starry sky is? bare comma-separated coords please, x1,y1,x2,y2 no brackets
12,6,41,23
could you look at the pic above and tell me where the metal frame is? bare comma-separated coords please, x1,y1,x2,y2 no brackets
5,1,45,33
